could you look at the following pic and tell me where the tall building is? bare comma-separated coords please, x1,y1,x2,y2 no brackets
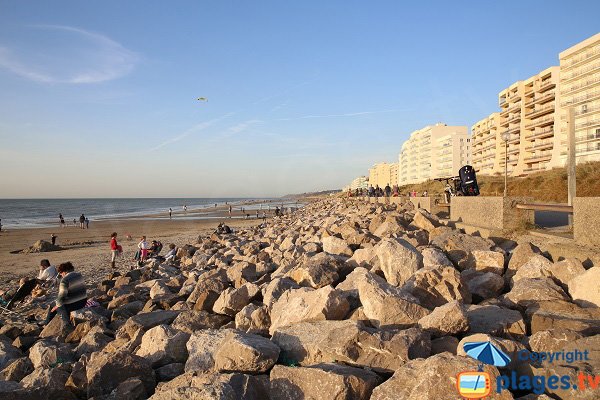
368,162,397,188
350,176,369,190
471,112,501,175
398,123,470,185
559,33,600,164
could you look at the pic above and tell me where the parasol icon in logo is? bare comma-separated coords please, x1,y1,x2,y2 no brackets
456,341,512,399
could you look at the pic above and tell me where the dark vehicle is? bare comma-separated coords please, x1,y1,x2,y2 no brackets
458,165,480,196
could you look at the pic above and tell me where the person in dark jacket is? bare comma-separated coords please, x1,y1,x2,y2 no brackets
42,262,87,326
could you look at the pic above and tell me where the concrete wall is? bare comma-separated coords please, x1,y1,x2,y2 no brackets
409,197,432,213
450,196,534,232
574,197,600,247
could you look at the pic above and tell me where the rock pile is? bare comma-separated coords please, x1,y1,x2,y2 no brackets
1,198,599,399
20,240,62,254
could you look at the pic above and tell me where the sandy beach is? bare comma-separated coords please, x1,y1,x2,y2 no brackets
0,204,277,287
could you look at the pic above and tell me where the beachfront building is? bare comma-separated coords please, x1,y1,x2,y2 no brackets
368,162,397,188
350,176,369,191
559,33,600,164
471,113,502,175
398,123,470,185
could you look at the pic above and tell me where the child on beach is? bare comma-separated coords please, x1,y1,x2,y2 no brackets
110,232,122,269
51,233,57,246
137,236,149,267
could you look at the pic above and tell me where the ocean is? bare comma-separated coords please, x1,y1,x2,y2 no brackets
0,198,273,229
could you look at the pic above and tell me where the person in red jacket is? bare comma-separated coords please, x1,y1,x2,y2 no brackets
110,232,122,268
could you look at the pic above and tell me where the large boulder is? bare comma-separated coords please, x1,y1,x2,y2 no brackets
135,325,190,367
28,340,72,369
503,278,569,308
421,247,454,270
464,250,505,275
505,241,541,282
546,258,585,289
20,367,75,399
528,328,584,353
402,266,471,308
185,329,279,374
357,270,429,328
461,269,505,300
85,350,155,398
375,238,423,286
288,253,344,288
418,301,469,337
270,363,381,400
0,341,22,370
525,300,600,335
271,320,430,374
262,278,300,309
411,209,440,232
510,254,553,287
117,310,179,340
322,236,353,257
568,266,600,308
212,283,260,317
430,230,495,270
171,310,231,333
269,286,349,334
235,304,270,336
0,357,33,382
465,304,526,339
370,352,513,400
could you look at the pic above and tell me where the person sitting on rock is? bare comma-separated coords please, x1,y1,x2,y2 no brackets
38,259,58,282
42,262,87,326
164,244,177,263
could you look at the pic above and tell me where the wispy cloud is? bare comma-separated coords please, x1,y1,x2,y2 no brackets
149,113,234,151
275,109,399,121
227,119,262,134
0,25,138,84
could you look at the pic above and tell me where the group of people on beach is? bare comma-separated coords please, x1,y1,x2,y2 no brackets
348,185,428,199
58,213,90,229
110,232,177,269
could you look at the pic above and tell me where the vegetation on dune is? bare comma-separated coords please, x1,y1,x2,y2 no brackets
398,161,600,203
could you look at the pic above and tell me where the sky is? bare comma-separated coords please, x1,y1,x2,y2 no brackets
0,1,599,198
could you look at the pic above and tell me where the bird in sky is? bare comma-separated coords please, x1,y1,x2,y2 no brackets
197,97,208,102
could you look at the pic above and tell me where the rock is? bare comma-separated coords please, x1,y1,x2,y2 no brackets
150,281,172,299
0,341,22,370
235,304,270,336
370,352,513,400
503,278,569,308
506,241,541,282
526,300,600,335
171,310,231,333
65,357,87,398
375,238,423,286
528,328,584,353
546,258,585,289
150,372,267,400
28,340,72,369
322,236,353,257
373,216,405,237
111,377,148,400
262,278,300,309
418,301,469,337
118,310,179,340
39,315,73,341
430,230,495,270
270,363,381,400
135,325,190,367
430,336,459,355
12,336,37,352
155,363,185,382
357,270,429,328
0,357,33,382
466,304,526,339
411,209,440,231
86,350,155,398
185,329,279,374
272,320,430,374
510,254,553,287
402,266,471,308
465,250,505,275
269,286,350,334
346,247,378,269
461,269,505,300
20,367,74,399
21,240,61,253
225,262,258,286
568,266,600,308
212,283,259,317
421,247,454,269
289,253,343,288
213,331,280,373
0,325,23,340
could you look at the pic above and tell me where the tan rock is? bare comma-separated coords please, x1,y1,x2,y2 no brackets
510,254,553,287
506,241,541,282
411,209,440,232
421,247,454,269
402,266,471,308
461,269,505,300
270,363,382,400
212,283,259,317
418,301,469,337
375,238,423,286
465,304,526,339
503,278,569,308
528,328,584,353
568,266,600,308
465,250,505,275
322,236,353,257
547,258,585,289
213,331,279,373
288,253,343,288
135,325,190,367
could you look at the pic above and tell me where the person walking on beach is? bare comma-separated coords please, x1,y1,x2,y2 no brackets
256,210,259,219
59,214,65,228
79,214,85,229
85,217,90,229
228,205,232,218
137,236,149,267
0,219,2,232
169,208,172,219
72,218,77,227
183,205,187,213
110,232,122,269
384,184,391,197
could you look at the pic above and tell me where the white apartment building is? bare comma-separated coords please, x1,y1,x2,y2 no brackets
398,123,470,185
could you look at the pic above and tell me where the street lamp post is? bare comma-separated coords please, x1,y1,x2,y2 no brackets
501,132,510,197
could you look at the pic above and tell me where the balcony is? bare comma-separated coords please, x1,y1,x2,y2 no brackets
562,90,600,107
507,147,519,155
523,152,552,162
525,115,555,128
561,76,600,96
576,119,600,130
525,141,553,151
499,97,507,106
539,80,556,91
562,62,600,82
577,104,600,116
523,165,547,173
576,132,600,144
508,134,520,144
525,127,554,140
525,104,555,118
532,90,555,105
507,114,521,123
562,46,600,70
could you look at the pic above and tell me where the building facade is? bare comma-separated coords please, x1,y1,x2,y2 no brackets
368,162,397,188
398,123,470,185
350,176,369,190
471,112,501,175
559,33,600,164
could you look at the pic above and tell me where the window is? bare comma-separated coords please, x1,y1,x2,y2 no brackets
582,105,588,113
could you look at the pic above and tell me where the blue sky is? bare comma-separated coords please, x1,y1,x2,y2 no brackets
0,1,598,198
